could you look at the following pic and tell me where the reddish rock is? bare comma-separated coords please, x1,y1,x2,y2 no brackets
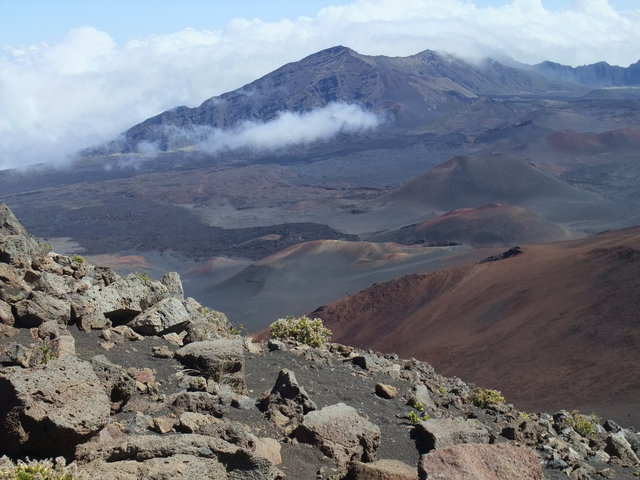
418,443,543,480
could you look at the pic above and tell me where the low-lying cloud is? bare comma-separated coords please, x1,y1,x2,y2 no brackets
1,0,640,169
196,102,381,154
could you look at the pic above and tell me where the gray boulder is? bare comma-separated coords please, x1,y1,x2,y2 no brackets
347,459,418,480
407,384,436,412
418,443,543,480
297,403,381,469
258,369,316,421
0,356,111,457
161,271,184,299
605,432,640,464
413,417,490,453
128,297,191,336
175,339,246,393
91,355,137,413
0,263,30,304
0,299,14,326
14,290,71,327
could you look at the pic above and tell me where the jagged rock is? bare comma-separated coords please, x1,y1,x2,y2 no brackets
175,339,246,394
75,433,280,480
77,454,228,480
605,432,640,464
407,385,436,412
152,345,174,358
267,339,287,351
182,298,231,342
257,369,317,425
100,325,144,344
0,299,14,326
13,290,71,327
152,416,177,434
0,356,110,458
297,403,381,469
32,271,77,297
7,343,31,367
0,323,18,338
198,420,258,450
128,297,191,335
375,383,398,399
255,438,282,466
82,273,169,324
346,459,418,480
91,355,137,413
501,417,546,446
351,354,381,371
170,392,224,418
0,263,30,304
0,204,28,236
413,417,490,453
0,234,44,269
161,271,184,299
176,412,219,433
418,443,543,480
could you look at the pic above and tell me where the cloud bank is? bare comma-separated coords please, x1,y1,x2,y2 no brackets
1,0,640,169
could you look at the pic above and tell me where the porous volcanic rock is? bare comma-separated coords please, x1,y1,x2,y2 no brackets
296,403,381,469
0,356,111,458
418,443,543,480
257,369,317,425
175,339,247,393
413,417,490,453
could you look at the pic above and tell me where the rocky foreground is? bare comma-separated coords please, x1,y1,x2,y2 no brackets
1,204,640,480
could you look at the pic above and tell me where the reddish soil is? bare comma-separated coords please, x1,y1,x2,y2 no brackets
313,227,640,423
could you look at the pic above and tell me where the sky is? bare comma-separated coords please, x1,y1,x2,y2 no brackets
1,0,640,169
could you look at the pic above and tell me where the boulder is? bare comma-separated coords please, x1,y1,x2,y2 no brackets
413,417,490,453
182,298,231,342
418,443,543,480
0,299,13,326
0,204,28,236
0,323,18,338
0,356,111,458
407,385,436,412
346,459,418,480
375,383,398,399
297,403,381,469
82,273,169,324
605,433,640,464
0,263,30,303
257,369,317,424
0,234,43,268
75,433,280,479
13,291,71,327
161,271,184,300
128,297,191,335
175,339,246,394
91,355,137,413
170,392,224,418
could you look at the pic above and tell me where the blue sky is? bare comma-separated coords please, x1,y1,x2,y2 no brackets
1,0,640,169
1,0,638,46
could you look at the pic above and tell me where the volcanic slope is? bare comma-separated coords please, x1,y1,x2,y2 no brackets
105,46,582,153
371,203,572,246
192,240,497,330
374,153,620,228
312,227,640,424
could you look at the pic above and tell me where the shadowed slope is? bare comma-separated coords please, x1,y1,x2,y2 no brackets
373,204,571,246
313,227,640,423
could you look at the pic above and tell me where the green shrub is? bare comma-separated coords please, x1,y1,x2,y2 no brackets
569,410,599,437
136,272,151,284
269,315,331,347
407,401,430,424
70,254,85,264
469,387,505,408
0,459,78,480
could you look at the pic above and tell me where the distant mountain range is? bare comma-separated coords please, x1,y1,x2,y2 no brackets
97,46,638,154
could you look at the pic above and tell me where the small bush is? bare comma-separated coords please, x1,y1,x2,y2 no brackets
0,459,78,480
469,387,505,408
407,401,430,424
136,272,151,284
70,255,85,264
269,315,331,347
570,410,599,437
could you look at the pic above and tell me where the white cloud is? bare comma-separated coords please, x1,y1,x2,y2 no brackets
197,102,382,154
1,0,640,169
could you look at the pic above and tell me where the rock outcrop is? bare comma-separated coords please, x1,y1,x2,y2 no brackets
1,204,640,480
